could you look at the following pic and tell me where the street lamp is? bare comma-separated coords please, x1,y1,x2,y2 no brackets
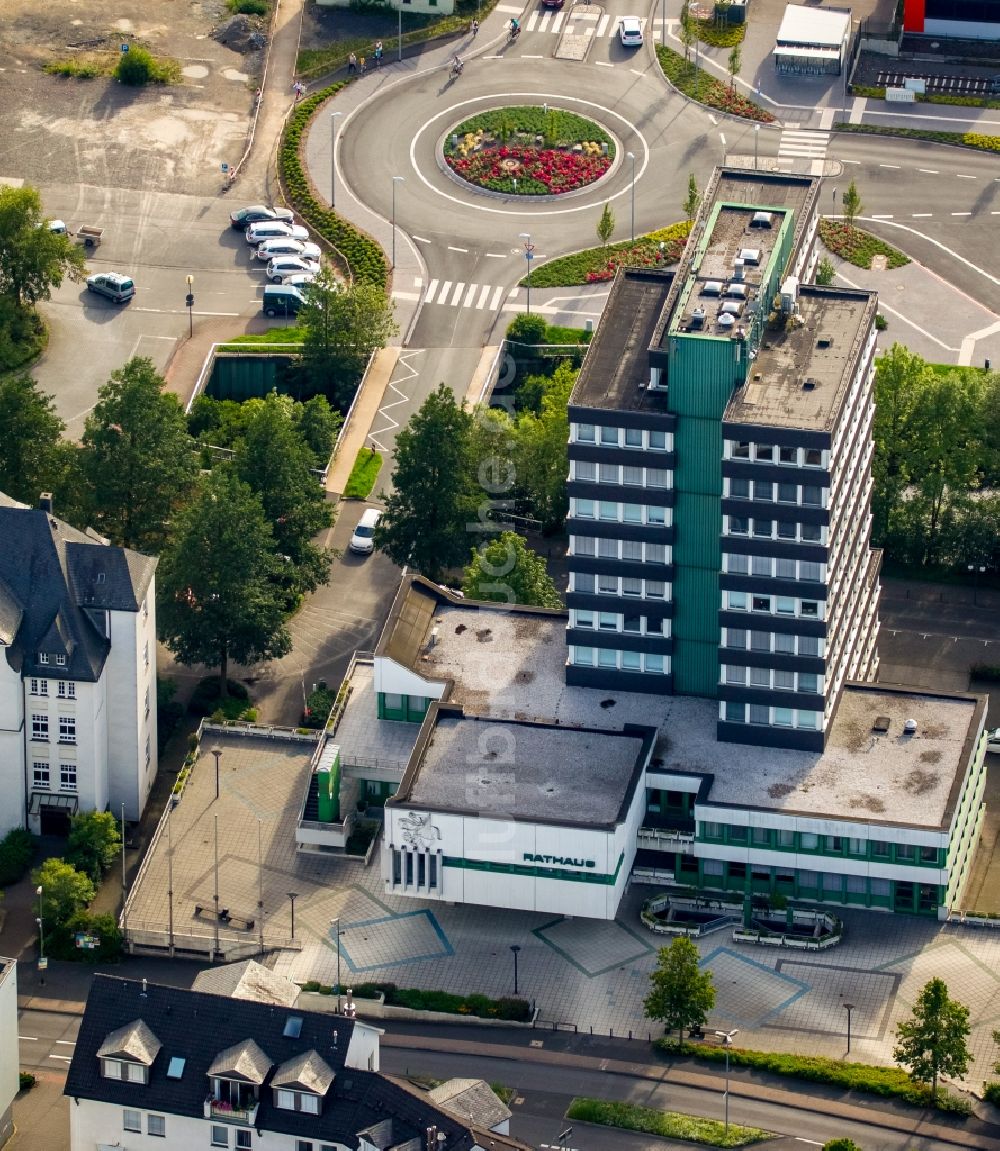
287,892,299,941
626,150,636,242
753,124,760,171
519,232,534,316
968,563,986,606
330,111,344,211
832,185,838,217
391,176,405,269
331,918,342,1013
714,1028,740,1135
843,1002,855,1054
510,944,521,994
36,885,46,976
185,275,194,338
211,745,222,802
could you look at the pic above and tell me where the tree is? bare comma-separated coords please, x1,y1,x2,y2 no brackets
0,372,72,504
80,357,197,551
683,174,702,224
293,394,342,466
66,811,122,884
32,857,95,927
376,384,478,580
513,361,574,532
679,2,698,63
644,937,716,1045
233,391,333,598
299,272,399,411
841,180,862,229
462,532,562,608
0,186,87,308
727,42,742,89
815,257,836,286
597,202,615,248
893,977,971,1102
157,469,292,696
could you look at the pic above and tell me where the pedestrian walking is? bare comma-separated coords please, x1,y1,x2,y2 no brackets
374,40,384,67
348,51,357,73
359,55,367,75
292,80,305,100
471,18,480,36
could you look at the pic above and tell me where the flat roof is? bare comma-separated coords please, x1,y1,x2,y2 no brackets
333,661,420,772
398,710,652,827
776,4,851,47
376,579,983,830
724,286,876,431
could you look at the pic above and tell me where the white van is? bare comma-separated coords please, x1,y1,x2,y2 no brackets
349,508,381,555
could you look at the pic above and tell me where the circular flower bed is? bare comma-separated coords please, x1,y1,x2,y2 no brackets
444,106,615,196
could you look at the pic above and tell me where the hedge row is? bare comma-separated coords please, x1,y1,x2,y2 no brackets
656,1040,971,1115
0,828,35,886
300,980,531,1020
567,1097,769,1148
279,84,388,292
832,122,1000,155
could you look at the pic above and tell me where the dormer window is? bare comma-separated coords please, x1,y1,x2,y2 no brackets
102,1057,148,1083
270,1048,334,1117
56,654,67,666
38,653,49,665
274,1088,320,1114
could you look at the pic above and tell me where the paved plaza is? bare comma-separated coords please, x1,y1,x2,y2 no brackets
121,727,1000,1094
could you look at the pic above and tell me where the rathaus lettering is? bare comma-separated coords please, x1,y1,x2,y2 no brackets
523,853,596,868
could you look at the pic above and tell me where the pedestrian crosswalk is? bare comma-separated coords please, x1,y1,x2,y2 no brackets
777,127,830,174
395,277,512,311
516,8,647,38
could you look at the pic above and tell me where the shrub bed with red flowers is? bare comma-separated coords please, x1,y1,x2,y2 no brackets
656,44,775,123
818,220,909,270
444,106,615,195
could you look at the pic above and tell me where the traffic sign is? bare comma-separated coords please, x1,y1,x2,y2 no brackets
221,162,229,174
121,43,129,53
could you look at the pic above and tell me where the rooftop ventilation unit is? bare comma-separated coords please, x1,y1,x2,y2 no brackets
872,715,891,734
718,313,736,329
750,211,773,229
738,247,761,265
817,335,833,348
726,283,747,299
732,258,745,282
904,718,918,734
802,378,817,391
721,301,743,317
780,275,799,315
701,281,723,296
689,308,706,330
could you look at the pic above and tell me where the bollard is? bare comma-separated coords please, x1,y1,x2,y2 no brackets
590,1025,593,1035
629,1029,633,1040
575,1024,578,1033
610,1027,614,1038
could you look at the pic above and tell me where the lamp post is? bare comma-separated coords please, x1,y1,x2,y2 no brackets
120,801,128,942
287,892,299,941
714,1028,740,1135
398,4,403,61
391,175,404,269
753,124,760,171
519,232,534,315
626,151,636,242
330,111,344,211
332,918,342,1012
968,563,986,606
510,944,521,994
844,1002,855,1054
555,1127,573,1150
185,275,194,338
36,884,46,978
832,185,838,217
211,745,222,802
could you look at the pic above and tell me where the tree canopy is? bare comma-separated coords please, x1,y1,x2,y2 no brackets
462,531,562,608
157,469,292,695
0,372,74,505
66,811,122,884
0,185,87,308
80,357,197,552
33,857,95,927
643,937,716,1045
893,977,971,1101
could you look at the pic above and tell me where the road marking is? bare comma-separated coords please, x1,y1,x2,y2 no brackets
630,67,644,76
842,158,860,164
56,1040,75,1046
526,10,539,30
485,252,507,258
412,235,431,243
955,173,977,179
489,286,504,309
719,133,726,148
463,283,478,307
20,1036,38,1041
918,168,939,174
48,1055,72,1063
879,163,901,169
450,281,465,305
447,245,468,253
596,13,610,35
871,213,894,219
437,279,452,303
476,284,491,308
911,212,932,217
951,211,972,216
425,277,438,300
522,54,544,58
595,60,613,66
553,11,565,30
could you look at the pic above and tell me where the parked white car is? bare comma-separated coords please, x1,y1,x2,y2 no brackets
254,238,322,263
618,15,644,45
266,256,320,283
245,222,309,245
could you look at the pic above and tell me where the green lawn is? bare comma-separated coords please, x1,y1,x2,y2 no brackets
223,328,305,346
343,447,383,499
567,1098,770,1148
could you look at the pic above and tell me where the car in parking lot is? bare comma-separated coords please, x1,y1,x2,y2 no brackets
266,256,320,283
85,272,136,304
245,222,309,246
283,272,317,290
542,0,565,8
618,15,644,45
988,727,1000,755
254,238,322,263
230,204,294,230
262,284,309,317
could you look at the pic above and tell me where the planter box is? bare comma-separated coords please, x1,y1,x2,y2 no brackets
297,990,538,1028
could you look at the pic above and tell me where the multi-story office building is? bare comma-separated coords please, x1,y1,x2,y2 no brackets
566,167,879,750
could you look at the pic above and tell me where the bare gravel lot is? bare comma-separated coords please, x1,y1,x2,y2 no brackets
0,0,259,195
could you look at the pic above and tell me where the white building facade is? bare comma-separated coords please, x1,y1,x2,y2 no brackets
0,959,17,1149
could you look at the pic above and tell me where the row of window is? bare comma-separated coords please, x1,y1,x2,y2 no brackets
700,858,893,897
725,553,823,582
33,762,77,792
570,572,669,600
725,591,823,620
574,424,671,451
571,499,670,526
720,700,821,729
726,478,825,506
727,441,826,468
572,461,672,489
698,822,942,865
727,516,824,542
723,665,821,693
123,1110,165,1137
724,628,823,657
572,536,669,564
212,1127,253,1149
28,679,76,699
570,646,668,674
30,715,76,744
571,610,668,637
37,652,67,667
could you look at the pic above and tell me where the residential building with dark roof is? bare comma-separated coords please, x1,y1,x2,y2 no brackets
0,492,158,837
66,976,530,1151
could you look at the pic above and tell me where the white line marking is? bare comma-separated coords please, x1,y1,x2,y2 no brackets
489,285,504,309
879,163,900,169
911,212,932,217
451,281,466,305
951,211,971,216
476,284,491,308
955,173,977,179
447,245,468,253
719,133,726,148
20,1036,38,1041
522,54,544,58
437,279,452,303
553,11,565,30
708,113,718,125
391,290,421,302
413,275,423,289
596,13,610,35
595,60,613,67
463,283,478,307
871,213,894,219
526,11,539,30
412,235,431,243
630,67,644,76
425,277,439,300
918,168,939,174
539,10,551,30
49,1055,72,1063
842,158,860,164
485,252,507,258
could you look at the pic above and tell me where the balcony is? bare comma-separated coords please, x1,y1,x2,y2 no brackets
637,824,696,854
204,1098,259,1126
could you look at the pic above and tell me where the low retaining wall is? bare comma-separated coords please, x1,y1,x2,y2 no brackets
298,990,538,1027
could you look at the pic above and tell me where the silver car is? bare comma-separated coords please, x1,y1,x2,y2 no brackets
254,238,322,263
245,222,309,246
266,256,320,283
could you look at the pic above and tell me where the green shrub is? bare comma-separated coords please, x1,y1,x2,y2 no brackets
44,58,107,78
693,17,746,47
445,106,613,151
833,123,1000,155
507,314,548,344
875,313,888,331
227,0,268,11
522,221,691,288
302,682,335,728
279,85,388,291
189,677,249,716
50,910,123,962
972,663,1000,682
0,828,36,886
19,1072,36,1092
656,45,775,123
983,1081,1000,1105
567,1098,769,1147
815,257,836,286
823,1141,863,1151
818,220,909,271
114,45,179,86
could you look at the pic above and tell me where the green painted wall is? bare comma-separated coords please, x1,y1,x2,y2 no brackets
316,746,341,822
376,692,430,722
208,355,296,401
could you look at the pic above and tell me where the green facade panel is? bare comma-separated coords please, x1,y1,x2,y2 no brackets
208,354,296,401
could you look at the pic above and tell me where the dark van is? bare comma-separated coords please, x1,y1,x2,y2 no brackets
261,284,306,317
